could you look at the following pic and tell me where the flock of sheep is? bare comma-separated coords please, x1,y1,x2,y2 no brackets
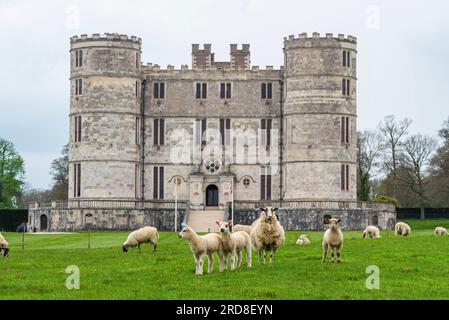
1,209,448,276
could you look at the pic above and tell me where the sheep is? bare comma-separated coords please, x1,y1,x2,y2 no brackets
435,227,449,236
122,227,159,253
250,207,285,264
296,234,310,246
0,233,9,258
233,224,252,235
322,218,344,263
395,222,411,237
179,225,224,276
216,220,252,271
362,226,381,239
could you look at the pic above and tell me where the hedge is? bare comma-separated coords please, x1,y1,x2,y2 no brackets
0,209,28,232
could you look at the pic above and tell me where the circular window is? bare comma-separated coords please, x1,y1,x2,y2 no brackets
242,178,251,188
205,159,221,174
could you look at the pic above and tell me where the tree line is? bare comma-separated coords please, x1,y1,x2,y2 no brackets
358,115,449,215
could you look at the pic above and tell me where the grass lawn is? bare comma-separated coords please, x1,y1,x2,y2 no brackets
1,219,449,300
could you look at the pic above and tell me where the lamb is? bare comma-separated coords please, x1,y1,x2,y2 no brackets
233,224,252,235
216,220,252,271
122,226,159,253
322,218,344,263
0,233,9,258
179,226,224,276
363,226,381,239
395,222,411,237
250,207,285,264
296,234,310,246
435,227,449,236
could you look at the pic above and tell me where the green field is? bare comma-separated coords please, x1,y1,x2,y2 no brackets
1,219,449,300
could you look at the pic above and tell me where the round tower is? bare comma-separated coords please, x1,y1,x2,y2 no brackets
69,33,142,201
283,32,357,201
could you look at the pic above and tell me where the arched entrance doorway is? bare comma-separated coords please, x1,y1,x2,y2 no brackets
40,214,48,231
206,185,219,207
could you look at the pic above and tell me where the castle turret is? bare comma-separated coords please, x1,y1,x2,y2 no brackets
282,32,357,201
69,33,142,200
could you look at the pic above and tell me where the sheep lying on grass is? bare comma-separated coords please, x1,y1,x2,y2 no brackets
216,220,252,271
296,234,310,246
0,233,9,258
363,226,381,239
233,224,252,235
435,227,449,236
250,207,285,264
322,218,343,263
179,226,224,276
123,227,159,253
395,222,411,237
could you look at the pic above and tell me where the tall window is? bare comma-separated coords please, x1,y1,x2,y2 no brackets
136,52,140,69
75,50,83,68
153,119,165,146
75,79,83,96
220,119,231,145
135,117,141,145
153,166,164,200
135,81,140,97
342,79,350,96
341,116,350,144
342,50,351,67
195,83,208,99
74,116,82,143
73,163,81,198
341,164,350,191
260,166,272,201
220,83,232,99
135,164,141,199
261,119,273,146
153,82,165,99
195,119,207,146
261,82,273,100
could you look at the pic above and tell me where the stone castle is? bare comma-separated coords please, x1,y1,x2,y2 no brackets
28,32,396,232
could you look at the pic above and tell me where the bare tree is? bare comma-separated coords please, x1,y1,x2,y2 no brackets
357,130,384,200
399,134,437,219
378,115,412,198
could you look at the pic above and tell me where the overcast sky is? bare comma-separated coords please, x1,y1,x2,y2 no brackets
0,0,448,189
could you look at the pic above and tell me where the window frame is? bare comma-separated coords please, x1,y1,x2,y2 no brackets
153,82,166,100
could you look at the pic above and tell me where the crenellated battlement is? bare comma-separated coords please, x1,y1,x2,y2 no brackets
283,32,357,45
141,63,280,74
70,33,142,44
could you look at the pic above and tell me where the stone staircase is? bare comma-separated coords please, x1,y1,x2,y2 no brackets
187,210,226,233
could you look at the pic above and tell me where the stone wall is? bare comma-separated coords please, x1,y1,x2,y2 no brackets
232,206,396,231
28,208,186,232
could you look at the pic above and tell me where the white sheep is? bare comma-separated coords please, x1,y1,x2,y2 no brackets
0,233,9,258
179,225,224,276
322,218,344,263
250,207,285,264
216,220,252,271
363,226,381,239
395,222,411,237
435,227,449,236
233,224,252,235
296,234,310,246
122,226,159,253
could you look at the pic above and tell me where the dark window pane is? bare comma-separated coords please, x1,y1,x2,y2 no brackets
266,174,272,200
347,80,350,96
267,119,272,146
226,83,232,99
342,79,346,95
261,174,266,200
347,51,351,68
261,83,267,99
159,167,165,199
267,83,272,99
343,51,347,67
153,83,159,99
160,83,165,99
202,119,207,145
202,83,207,99
79,50,83,67
153,167,158,199
154,119,159,145
346,117,349,144
341,165,345,190
346,165,349,191
220,83,226,99
196,83,201,99
160,119,165,145
220,119,225,145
